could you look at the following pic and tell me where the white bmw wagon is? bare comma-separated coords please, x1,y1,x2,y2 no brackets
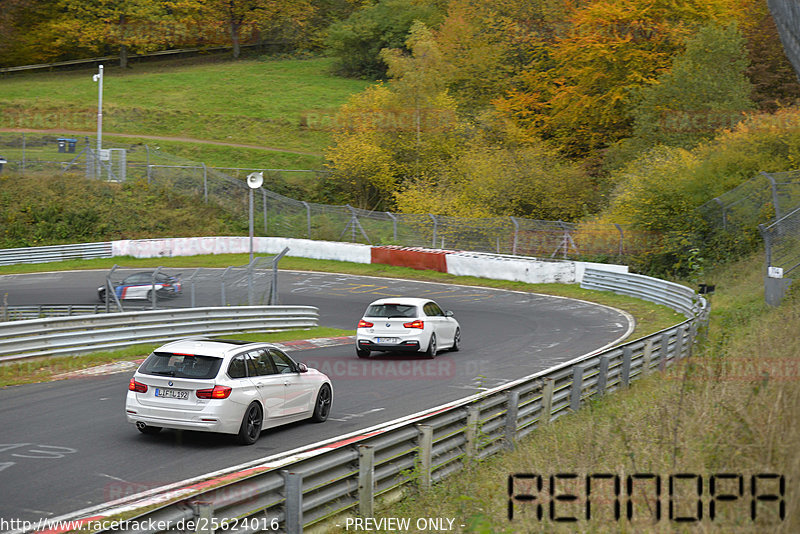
126,338,333,445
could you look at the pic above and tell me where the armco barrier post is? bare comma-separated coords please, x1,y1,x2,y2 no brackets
674,325,686,360
659,332,671,371
504,390,519,451
570,365,585,411
621,347,632,387
465,407,479,459
642,339,654,375
597,356,610,395
192,501,214,534
418,425,433,490
284,471,303,534
358,445,375,517
540,378,554,425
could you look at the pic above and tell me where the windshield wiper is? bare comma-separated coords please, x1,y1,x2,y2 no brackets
151,370,175,376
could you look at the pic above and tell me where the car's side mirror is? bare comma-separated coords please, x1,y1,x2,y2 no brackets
445,310,454,317
296,363,308,373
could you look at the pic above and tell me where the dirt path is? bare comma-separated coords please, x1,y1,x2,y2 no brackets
0,128,324,157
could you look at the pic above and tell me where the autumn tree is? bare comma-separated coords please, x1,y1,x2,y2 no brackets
325,0,444,78
626,23,754,152
325,22,461,209
494,0,739,158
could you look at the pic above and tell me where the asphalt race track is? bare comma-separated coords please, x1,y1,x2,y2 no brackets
0,269,632,523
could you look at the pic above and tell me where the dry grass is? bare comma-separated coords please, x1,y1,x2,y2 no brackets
329,253,798,533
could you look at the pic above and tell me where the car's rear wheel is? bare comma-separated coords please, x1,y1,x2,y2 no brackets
450,328,461,352
310,384,332,423
356,347,371,359
136,422,162,435
236,402,263,445
425,334,437,359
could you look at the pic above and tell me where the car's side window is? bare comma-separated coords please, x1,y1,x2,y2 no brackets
250,349,278,376
429,303,444,316
269,349,295,374
228,355,247,379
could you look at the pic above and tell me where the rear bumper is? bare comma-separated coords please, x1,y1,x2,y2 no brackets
357,339,421,352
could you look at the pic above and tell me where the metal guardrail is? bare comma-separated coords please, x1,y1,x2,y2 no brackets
0,242,112,266
63,271,706,533
581,268,699,318
0,306,319,362
0,304,149,321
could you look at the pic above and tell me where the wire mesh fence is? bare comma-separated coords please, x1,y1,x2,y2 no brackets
697,170,800,232
0,133,661,261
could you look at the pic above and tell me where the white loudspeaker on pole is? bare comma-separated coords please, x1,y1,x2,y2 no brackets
247,171,263,189
247,172,263,261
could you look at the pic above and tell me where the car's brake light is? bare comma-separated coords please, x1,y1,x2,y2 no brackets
196,385,232,399
403,320,424,329
129,378,147,393
358,320,374,328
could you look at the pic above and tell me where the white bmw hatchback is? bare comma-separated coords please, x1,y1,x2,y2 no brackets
356,297,460,359
126,338,333,445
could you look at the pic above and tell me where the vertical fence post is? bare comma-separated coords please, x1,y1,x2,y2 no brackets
358,445,375,517
429,214,438,248
284,471,303,534
570,365,585,411
510,217,519,255
386,212,398,242
597,356,610,395
674,326,686,361
465,407,480,459
641,339,653,375
262,188,268,234
621,346,632,387
660,332,671,371
540,378,554,425
418,425,433,490
192,501,214,534
302,201,311,239
504,390,519,451
202,163,208,203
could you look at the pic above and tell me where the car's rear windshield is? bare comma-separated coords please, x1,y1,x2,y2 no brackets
365,304,418,318
139,352,223,379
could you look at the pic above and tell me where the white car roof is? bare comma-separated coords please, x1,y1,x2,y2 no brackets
154,338,270,358
366,297,433,307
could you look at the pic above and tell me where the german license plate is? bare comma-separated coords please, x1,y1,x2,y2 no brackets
155,388,188,400
375,337,399,344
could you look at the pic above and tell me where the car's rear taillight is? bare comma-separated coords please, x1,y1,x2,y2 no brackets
196,385,232,399
129,378,147,393
403,320,424,329
358,320,374,328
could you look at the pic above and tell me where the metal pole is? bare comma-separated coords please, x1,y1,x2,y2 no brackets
510,216,519,255
262,188,268,233
145,145,151,184
202,163,208,203
249,188,254,263
93,65,103,154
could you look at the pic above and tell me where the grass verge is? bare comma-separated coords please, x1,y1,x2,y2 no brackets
323,252,797,533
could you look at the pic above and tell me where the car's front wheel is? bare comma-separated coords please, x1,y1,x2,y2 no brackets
425,334,437,359
310,384,332,423
236,402,263,445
